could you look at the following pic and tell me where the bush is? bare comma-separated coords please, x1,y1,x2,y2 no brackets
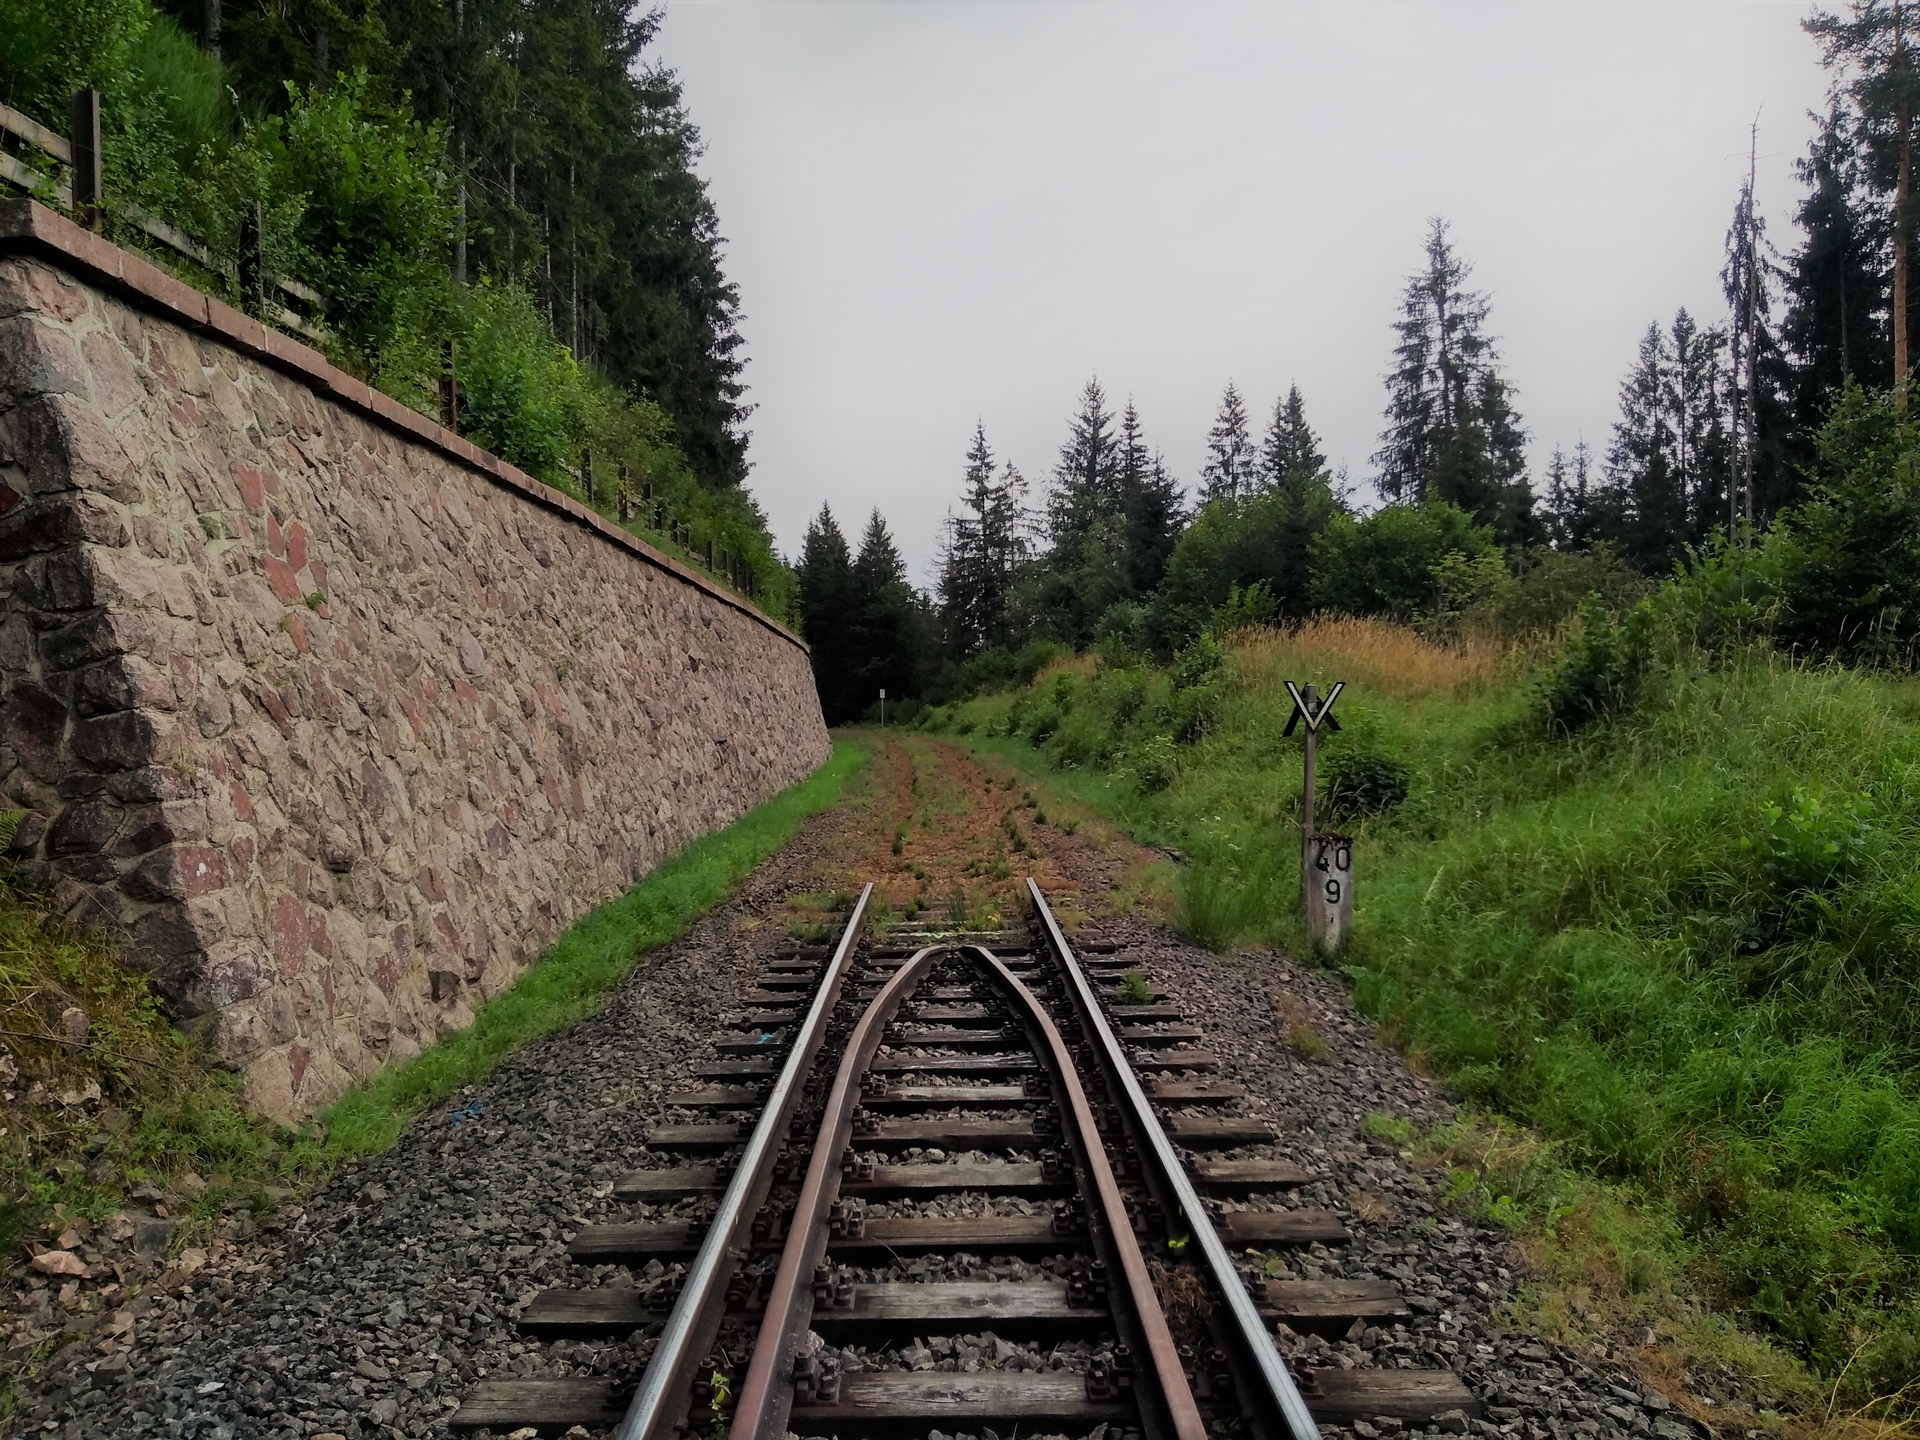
1123,732,1181,794
1472,545,1653,641
1309,501,1498,621
1157,475,1343,643
1321,746,1411,820
244,72,459,402
1212,581,1278,635
1771,384,1920,667
459,281,597,481
1167,632,1227,743
1538,595,1656,735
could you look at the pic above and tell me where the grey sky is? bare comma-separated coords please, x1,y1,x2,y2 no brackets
654,2,1832,585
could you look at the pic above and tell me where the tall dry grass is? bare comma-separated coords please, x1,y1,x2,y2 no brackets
1230,614,1510,702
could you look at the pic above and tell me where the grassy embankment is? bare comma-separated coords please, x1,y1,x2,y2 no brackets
920,618,1920,1420
0,739,870,1242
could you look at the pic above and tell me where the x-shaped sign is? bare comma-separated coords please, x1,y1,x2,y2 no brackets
1281,680,1344,737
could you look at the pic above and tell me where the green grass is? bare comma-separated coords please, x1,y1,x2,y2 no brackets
323,739,870,1156
921,620,1920,1413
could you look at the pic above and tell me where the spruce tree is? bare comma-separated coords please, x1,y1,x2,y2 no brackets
1374,218,1536,542
1376,217,1495,502
1669,309,1734,541
1589,311,1735,571
1601,324,1686,571
796,504,856,721
1047,377,1119,550
1722,181,1798,520
1782,105,1891,438
940,423,1028,659
848,510,925,717
1199,381,1258,502
1542,441,1602,551
1262,384,1327,486
1030,378,1128,647
1116,399,1184,596
1806,3,1920,400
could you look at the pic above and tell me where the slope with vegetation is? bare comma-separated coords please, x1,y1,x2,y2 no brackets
0,0,794,616
913,384,1920,1411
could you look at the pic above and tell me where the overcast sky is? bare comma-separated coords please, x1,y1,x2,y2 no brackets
653,2,1834,586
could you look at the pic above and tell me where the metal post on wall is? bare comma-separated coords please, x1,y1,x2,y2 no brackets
69,89,102,232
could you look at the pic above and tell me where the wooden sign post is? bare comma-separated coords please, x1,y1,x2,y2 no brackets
1283,680,1350,954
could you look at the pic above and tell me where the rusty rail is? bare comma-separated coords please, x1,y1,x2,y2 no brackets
613,885,873,1440
727,940,1207,1440
1028,876,1324,1440
728,943,943,1437
970,943,1207,1440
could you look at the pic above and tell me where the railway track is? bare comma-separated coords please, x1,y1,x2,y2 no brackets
449,879,1480,1439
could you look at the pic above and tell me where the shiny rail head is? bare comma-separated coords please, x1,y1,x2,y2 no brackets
727,941,949,1440
1025,876,1326,1440
614,884,875,1440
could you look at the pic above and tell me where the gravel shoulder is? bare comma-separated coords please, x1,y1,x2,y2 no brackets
15,801,861,1440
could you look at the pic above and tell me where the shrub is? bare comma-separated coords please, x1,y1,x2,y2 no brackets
1123,733,1180,794
1471,544,1653,641
1212,581,1278,636
1171,632,1226,692
1537,595,1656,735
1309,501,1498,621
257,71,459,403
1157,475,1342,642
458,281,597,481
1770,384,1920,667
1321,746,1411,820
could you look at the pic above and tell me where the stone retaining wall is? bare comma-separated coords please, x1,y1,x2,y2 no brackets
0,201,829,1118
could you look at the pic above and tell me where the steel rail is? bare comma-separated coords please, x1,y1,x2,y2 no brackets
1028,877,1323,1440
729,943,945,1439
968,944,1208,1440
614,883,874,1440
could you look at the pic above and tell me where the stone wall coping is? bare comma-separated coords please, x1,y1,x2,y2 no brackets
0,197,808,653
